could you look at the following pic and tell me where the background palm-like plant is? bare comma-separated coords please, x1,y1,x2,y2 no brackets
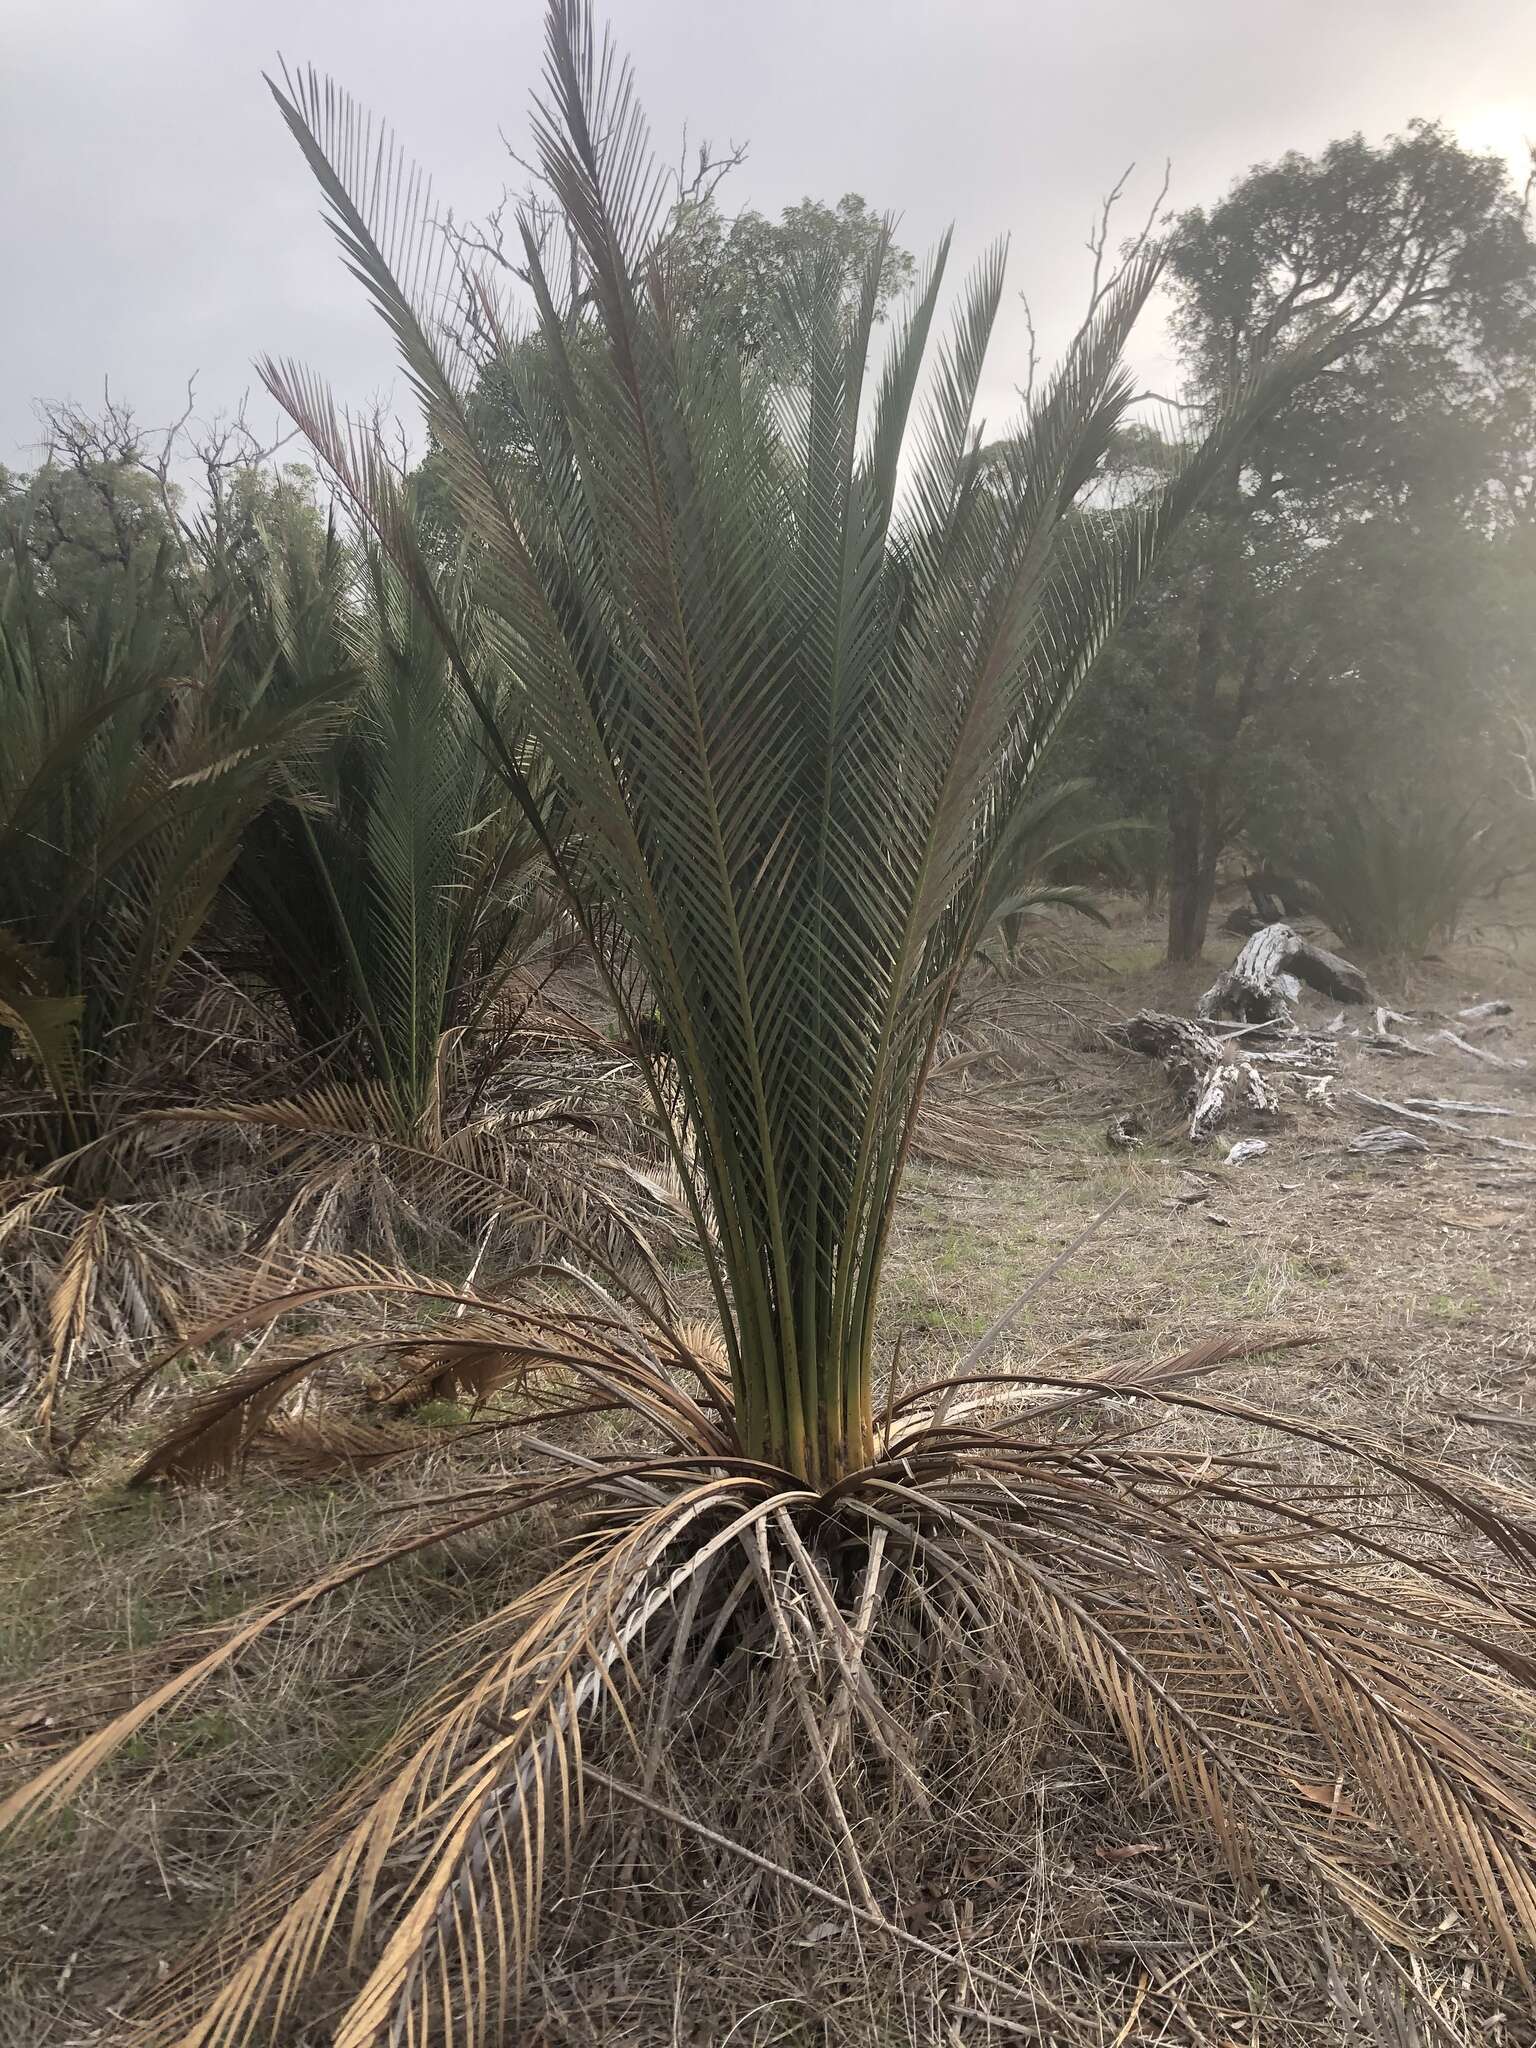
1278,785,1529,959
976,775,1128,970
224,506,557,1136
0,534,341,1157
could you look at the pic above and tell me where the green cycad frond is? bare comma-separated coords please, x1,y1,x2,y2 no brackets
221,502,556,1132
0,541,344,1148
263,2,1331,1489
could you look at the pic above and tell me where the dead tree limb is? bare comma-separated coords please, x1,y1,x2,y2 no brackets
1105,1009,1336,1142
1198,923,1373,1025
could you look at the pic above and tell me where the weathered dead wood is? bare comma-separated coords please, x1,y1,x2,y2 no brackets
1350,1127,1431,1156
1345,1092,1470,1136
1106,1010,1336,1142
1190,1055,1277,1141
1104,1011,1222,1079
1225,1139,1269,1166
1404,1097,1525,1119
1425,1029,1528,1071
1198,924,1373,1026
1459,1000,1514,1022
1362,1006,1427,1056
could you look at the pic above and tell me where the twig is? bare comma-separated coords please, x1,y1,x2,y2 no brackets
924,1189,1132,1431
581,1765,1059,2032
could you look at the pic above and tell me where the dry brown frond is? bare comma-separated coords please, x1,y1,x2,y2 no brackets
36,1201,109,1439
11,1292,1536,2041
100,1264,738,1488
250,1415,436,1477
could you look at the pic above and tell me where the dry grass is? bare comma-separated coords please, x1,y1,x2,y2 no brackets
3,892,1535,2045
889,894,1536,1463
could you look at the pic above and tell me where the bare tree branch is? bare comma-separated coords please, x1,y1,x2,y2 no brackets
1014,292,1039,409
1078,155,1172,340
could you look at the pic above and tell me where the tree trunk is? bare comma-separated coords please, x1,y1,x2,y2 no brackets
1165,781,1220,961
1164,578,1229,963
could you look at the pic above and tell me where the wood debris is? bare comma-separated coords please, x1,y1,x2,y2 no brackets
1425,1029,1528,1071
1458,999,1513,1021
1350,1127,1431,1156
1198,923,1372,1026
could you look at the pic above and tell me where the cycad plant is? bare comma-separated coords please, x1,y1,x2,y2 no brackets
1287,786,1522,959
224,510,555,1135
978,776,1124,970
193,504,664,1283
262,37,1321,1489
0,536,340,1156
12,8,1536,2039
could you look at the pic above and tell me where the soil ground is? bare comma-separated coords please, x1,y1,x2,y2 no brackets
2,891,1534,2046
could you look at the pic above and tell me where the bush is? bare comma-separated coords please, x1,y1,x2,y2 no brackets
1285,790,1522,958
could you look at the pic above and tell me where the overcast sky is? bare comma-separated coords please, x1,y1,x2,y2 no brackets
4,0,1533,475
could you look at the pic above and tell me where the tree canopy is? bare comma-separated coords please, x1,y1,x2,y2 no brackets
1070,121,1536,956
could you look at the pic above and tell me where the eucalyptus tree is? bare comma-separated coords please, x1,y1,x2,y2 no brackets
1153,122,1536,958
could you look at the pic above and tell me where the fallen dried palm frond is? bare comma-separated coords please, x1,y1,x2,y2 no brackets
0,1172,214,1423
142,1067,682,1298
62,1256,730,1484
36,1201,108,1439
0,985,686,1422
9,1303,1536,2043
245,1414,436,1479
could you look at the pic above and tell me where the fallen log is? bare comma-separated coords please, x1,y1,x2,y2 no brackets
1104,1011,1222,1080
1198,924,1373,1026
1105,1009,1336,1142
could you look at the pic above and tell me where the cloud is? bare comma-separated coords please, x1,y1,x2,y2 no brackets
4,0,1532,468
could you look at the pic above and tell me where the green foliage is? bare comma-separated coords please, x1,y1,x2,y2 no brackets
0,541,341,1147
667,189,915,367
1096,121,1536,958
1168,120,1535,386
414,189,914,539
0,437,172,636
264,9,1324,1482
221,505,555,1132
1283,790,1524,959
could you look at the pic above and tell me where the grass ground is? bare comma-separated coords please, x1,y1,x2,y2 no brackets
2,891,1534,2045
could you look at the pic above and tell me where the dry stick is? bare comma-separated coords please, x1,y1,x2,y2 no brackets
771,1511,929,1812
923,1189,1132,1432
819,1524,889,1768
748,1521,882,1918
580,1766,1058,2037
